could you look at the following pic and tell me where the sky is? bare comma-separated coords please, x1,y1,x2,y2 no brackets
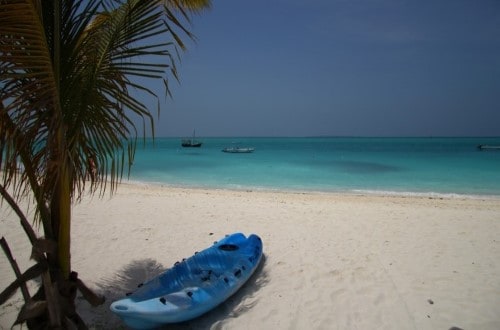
142,0,500,137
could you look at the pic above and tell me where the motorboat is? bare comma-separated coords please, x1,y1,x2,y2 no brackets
477,145,500,151
222,146,255,153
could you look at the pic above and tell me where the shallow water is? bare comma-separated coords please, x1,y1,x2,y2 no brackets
127,137,500,196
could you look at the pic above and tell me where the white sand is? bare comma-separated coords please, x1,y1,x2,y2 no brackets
1,183,500,329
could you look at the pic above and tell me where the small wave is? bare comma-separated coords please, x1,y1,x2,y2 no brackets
121,178,499,200
351,189,500,200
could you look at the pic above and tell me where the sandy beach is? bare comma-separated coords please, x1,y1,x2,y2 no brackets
1,183,499,329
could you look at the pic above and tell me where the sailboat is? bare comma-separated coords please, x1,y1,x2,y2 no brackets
181,130,203,148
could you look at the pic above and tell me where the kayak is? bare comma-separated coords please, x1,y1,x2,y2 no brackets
110,233,263,329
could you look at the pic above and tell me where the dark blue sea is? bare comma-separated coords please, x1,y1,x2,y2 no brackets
127,137,500,197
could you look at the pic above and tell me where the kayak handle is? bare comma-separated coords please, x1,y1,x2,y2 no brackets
218,244,239,251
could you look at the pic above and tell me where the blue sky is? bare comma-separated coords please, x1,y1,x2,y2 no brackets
143,0,500,137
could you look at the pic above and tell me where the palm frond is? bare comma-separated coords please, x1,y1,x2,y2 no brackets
1,0,211,324
166,0,211,12
0,0,58,225
60,0,191,196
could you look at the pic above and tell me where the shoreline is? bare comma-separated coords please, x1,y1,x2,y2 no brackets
1,182,500,329
123,178,500,201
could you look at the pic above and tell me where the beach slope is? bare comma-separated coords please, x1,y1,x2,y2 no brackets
1,183,499,329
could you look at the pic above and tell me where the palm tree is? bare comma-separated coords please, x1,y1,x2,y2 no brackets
0,0,210,327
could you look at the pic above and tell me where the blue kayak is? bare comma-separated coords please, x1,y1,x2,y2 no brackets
110,233,263,329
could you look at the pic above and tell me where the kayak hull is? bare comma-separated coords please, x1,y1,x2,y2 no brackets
110,233,263,329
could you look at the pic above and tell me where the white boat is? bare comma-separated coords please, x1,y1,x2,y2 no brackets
477,145,500,151
222,146,255,153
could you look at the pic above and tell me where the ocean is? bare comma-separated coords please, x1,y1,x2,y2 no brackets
126,137,500,197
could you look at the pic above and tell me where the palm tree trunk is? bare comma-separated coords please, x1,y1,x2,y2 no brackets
49,121,72,279
54,160,72,279
50,0,71,280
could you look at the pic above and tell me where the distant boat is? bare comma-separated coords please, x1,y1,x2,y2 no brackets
222,146,255,153
477,145,500,151
181,130,202,148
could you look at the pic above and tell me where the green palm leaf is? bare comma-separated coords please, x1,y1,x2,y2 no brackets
1,2,211,325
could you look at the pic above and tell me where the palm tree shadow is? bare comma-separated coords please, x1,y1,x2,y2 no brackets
78,255,269,329
76,258,165,329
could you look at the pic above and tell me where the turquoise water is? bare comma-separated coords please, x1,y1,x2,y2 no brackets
127,137,500,196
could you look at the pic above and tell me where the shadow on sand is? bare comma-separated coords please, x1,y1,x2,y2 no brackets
78,255,269,329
